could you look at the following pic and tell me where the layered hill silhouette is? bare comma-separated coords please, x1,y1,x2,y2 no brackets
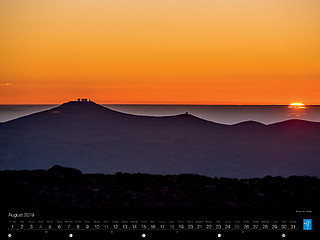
1,100,320,178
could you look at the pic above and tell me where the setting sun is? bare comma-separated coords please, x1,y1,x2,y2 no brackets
289,103,306,109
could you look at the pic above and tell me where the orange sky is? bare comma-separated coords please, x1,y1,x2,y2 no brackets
0,0,319,104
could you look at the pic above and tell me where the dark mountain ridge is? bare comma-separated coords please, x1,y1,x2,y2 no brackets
2,165,319,211
0,101,319,178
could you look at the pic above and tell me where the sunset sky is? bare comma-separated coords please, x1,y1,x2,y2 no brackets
0,0,319,104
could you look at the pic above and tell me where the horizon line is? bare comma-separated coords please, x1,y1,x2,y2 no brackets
1,102,320,106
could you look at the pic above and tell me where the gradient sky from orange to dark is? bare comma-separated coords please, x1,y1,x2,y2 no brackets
0,0,319,104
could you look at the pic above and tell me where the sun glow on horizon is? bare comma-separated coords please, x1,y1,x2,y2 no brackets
289,102,306,109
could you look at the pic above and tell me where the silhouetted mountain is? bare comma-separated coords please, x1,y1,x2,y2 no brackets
1,101,320,178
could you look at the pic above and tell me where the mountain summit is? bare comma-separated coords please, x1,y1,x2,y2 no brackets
0,101,320,178
53,99,122,116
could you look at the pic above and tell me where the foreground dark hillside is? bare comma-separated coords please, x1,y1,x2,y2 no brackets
2,165,319,212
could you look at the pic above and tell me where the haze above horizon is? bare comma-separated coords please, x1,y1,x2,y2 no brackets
1,1,319,105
